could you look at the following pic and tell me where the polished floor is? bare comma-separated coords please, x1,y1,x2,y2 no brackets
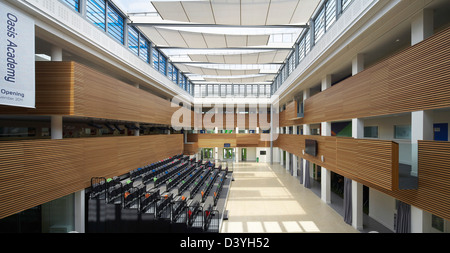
220,162,359,233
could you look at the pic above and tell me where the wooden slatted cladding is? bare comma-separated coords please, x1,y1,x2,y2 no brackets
279,26,450,127
0,134,183,219
0,62,188,127
188,134,270,148
274,134,399,191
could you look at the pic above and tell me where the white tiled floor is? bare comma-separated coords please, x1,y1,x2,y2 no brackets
220,162,359,233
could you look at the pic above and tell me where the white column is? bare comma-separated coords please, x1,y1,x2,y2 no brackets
411,111,433,176
352,181,363,230
51,46,63,61
351,118,364,230
411,205,432,233
51,45,64,140
411,9,434,46
321,76,332,203
286,151,290,171
352,54,364,76
293,155,298,177
74,190,85,233
235,147,239,163
280,149,284,166
214,147,219,163
321,121,331,204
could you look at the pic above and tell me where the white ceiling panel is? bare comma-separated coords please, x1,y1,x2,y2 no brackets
151,1,190,22
226,35,247,47
242,53,259,64
247,35,270,46
266,0,299,25
203,33,227,48
210,0,241,25
257,51,277,63
291,0,322,24
139,27,169,46
151,0,318,25
223,54,241,64
240,0,271,25
182,1,216,24
181,31,208,48
156,28,188,47
189,54,208,62
207,55,226,63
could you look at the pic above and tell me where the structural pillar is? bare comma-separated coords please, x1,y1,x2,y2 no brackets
411,205,432,233
411,110,433,176
293,155,298,177
321,75,332,204
74,190,85,233
286,151,290,172
351,118,364,230
411,9,434,46
352,54,364,76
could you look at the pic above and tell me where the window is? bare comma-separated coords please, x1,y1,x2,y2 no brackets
233,85,239,96
173,67,178,84
107,5,124,44
432,215,445,232
325,0,337,31
86,0,106,31
159,54,167,75
266,85,271,97
342,0,352,11
305,30,311,54
246,85,252,97
201,85,207,97
314,7,325,42
364,126,378,138
152,49,159,70
139,36,150,63
227,84,232,96
240,85,246,97
168,63,173,81
128,26,139,56
394,125,411,139
63,0,80,12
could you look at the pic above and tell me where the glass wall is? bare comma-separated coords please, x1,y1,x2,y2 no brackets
63,0,80,12
272,0,354,94
60,0,193,94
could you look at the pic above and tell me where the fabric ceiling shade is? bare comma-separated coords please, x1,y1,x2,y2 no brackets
175,65,261,76
151,0,321,25
188,50,289,64
203,75,276,84
139,27,270,48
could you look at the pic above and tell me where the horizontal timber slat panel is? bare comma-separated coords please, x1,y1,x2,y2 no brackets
281,27,450,127
188,134,270,148
0,134,183,219
275,134,398,191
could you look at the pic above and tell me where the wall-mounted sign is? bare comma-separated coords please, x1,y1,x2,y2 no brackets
224,143,231,147
0,1,35,108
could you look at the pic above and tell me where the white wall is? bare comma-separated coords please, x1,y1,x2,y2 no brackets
369,188,396,232
256,147,270,163
364,114,412,164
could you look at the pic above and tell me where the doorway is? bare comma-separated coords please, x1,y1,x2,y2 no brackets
241,148,247,162
434,123,448,141
223,148,234,160
202,148,214,160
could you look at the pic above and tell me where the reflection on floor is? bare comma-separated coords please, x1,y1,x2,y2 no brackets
221,162,360,233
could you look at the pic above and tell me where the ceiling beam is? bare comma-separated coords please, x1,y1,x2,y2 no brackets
130,23,309,29
157,47,293,50
171,61,283,65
